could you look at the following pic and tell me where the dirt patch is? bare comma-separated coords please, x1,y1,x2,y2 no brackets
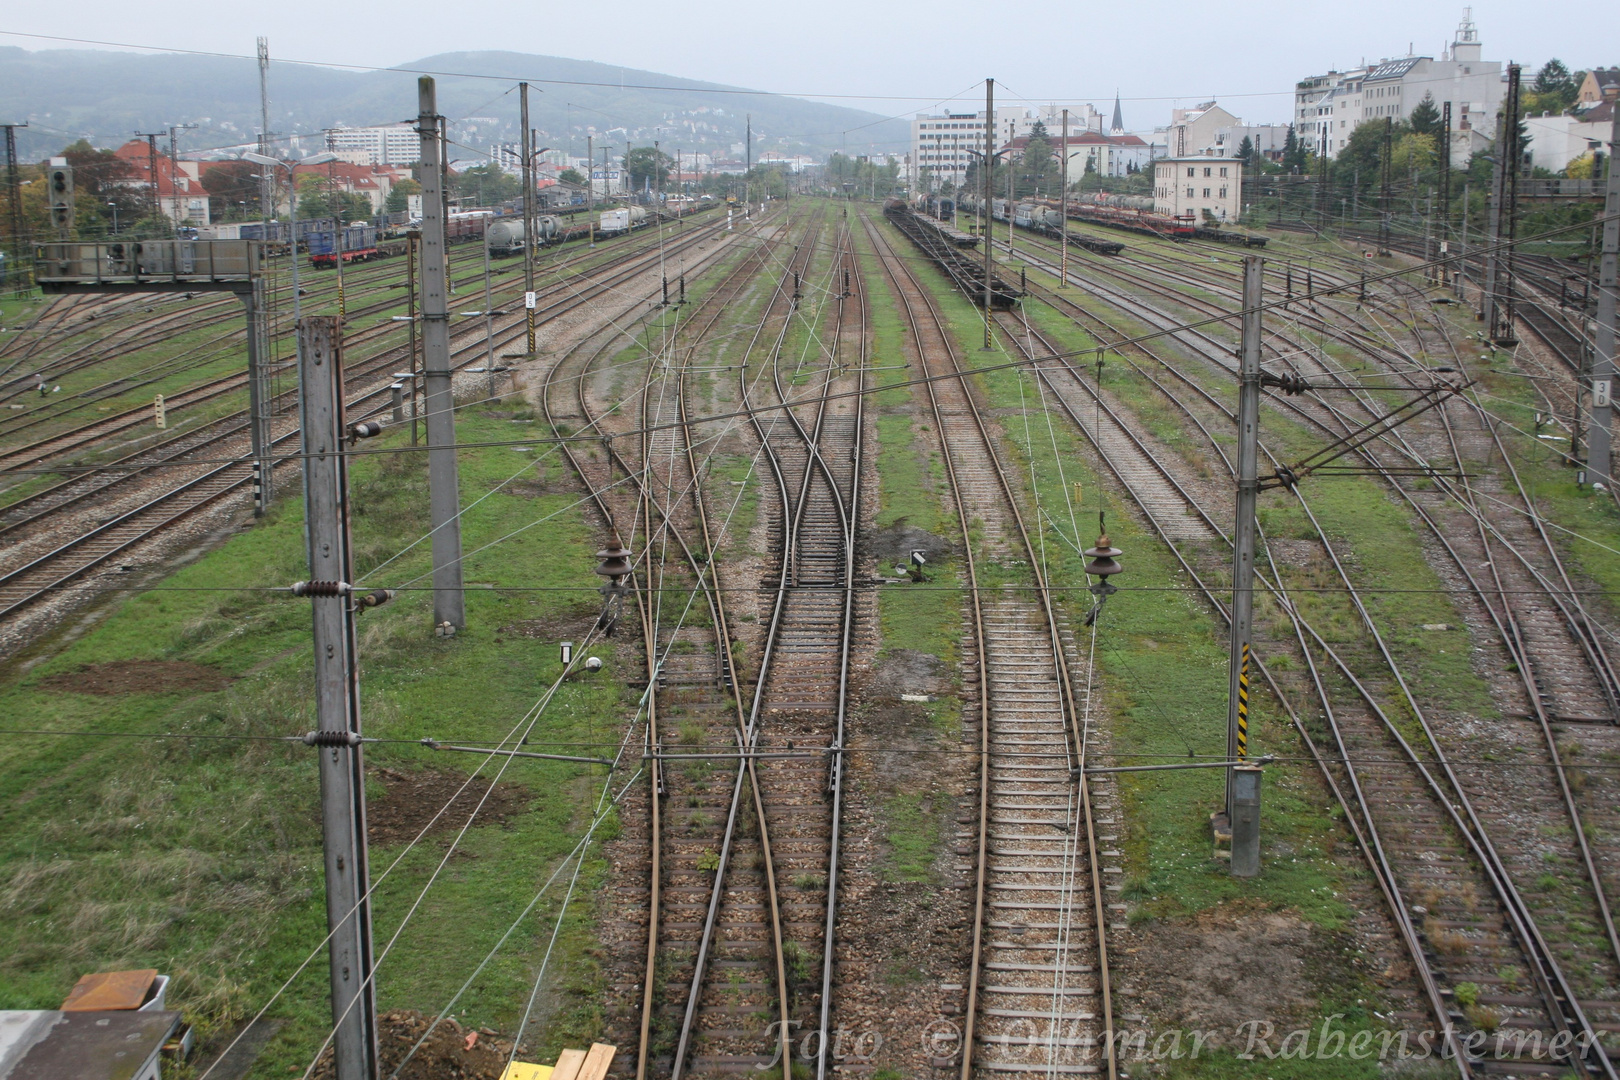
496,610,601,643
311,1010,517,1080
40,660,235,696
1121,903,1317,1033
869,521,955,565
868,648,949,699
366,767,533,848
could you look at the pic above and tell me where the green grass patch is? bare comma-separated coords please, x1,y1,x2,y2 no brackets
0,403,638,1074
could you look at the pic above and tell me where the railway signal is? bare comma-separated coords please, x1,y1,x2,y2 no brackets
47,158,72,239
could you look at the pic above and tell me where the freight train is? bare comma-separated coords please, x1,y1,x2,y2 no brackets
957,195,1128,255
306,225,411,267
884,200,1018,309
1067,193,1196,240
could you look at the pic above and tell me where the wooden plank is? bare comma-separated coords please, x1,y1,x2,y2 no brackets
576,1043,618,1080
60,969,158,1011
550,1048,588,1080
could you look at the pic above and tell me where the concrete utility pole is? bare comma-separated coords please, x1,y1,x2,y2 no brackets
1440,101,1452,248
244,278,273,513
587,135,595,247
296,315,380,1080
1225,255,1263,859
1482,64,1521,338
1377,118,1393,256
983,77,994,348
254,38,275,502
1586,108,1620,486
1060,108,1069,289
416,77,467,630
520,83,537,357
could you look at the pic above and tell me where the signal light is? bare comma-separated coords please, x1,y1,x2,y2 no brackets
47,160,74,234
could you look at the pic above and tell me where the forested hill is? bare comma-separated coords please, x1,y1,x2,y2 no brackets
0,47,909,162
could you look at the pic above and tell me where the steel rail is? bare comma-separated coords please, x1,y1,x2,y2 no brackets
669,206,828,1080
1017,244,1618,1076
0,216,728,472
0,220,738,629
862,209,1112,1080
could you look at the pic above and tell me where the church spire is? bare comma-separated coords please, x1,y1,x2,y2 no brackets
1110,92,1125,135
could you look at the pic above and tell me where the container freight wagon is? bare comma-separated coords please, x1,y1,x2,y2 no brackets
597,205,649,236
307,225,381,266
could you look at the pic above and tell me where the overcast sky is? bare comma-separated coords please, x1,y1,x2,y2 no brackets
4,0,1615,129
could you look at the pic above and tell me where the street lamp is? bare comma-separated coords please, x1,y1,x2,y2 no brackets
243,151,338,324
106,202,119,235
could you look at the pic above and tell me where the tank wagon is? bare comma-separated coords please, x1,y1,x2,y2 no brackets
484,216,566,256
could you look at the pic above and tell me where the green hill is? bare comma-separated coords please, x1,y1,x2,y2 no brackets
0,47,908,163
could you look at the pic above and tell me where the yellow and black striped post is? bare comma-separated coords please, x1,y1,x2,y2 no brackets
1236,642,1250,761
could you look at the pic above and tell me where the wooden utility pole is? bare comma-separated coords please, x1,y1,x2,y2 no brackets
416,77,467,630
1586,108,1620,485
296,315,380,1080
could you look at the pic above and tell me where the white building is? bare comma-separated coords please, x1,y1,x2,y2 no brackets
1154,156,1242,222
324,124,420,166
1294,9,1502,160
758,152,816,173
911,107,1029,187
1525,102,1616,172
590,164,625,197
1163,103,1243,158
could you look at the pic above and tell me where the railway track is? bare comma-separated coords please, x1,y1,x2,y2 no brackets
0,214,736,639
540,207,806,1078
0,231,660,472
993,226,1620,1073
865,209,1117,1079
